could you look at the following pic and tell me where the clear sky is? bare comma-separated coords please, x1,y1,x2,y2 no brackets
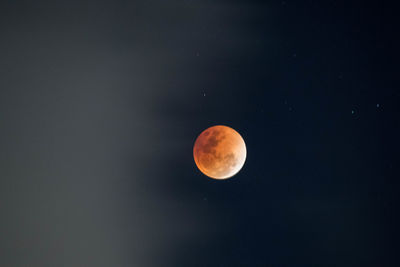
1,1,399,266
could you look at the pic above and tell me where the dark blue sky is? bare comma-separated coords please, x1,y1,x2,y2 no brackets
1,1,399,266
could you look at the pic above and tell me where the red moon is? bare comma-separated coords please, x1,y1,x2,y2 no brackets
193,125,246,180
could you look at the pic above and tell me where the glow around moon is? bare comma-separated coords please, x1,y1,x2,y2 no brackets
193,125,246,180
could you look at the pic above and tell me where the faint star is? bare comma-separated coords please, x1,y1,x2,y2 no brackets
376,103,380,108
351,110,355,114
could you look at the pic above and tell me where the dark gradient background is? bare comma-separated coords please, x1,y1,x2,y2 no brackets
1,1,399,266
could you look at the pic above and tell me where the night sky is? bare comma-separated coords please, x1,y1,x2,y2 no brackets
1,1,399,266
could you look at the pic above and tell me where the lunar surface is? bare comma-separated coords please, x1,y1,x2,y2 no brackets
193,125,246,179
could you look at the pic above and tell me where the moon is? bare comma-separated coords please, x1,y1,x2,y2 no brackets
193,125,246,180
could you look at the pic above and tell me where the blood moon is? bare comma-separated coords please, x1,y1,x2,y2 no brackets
193,125,246,180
